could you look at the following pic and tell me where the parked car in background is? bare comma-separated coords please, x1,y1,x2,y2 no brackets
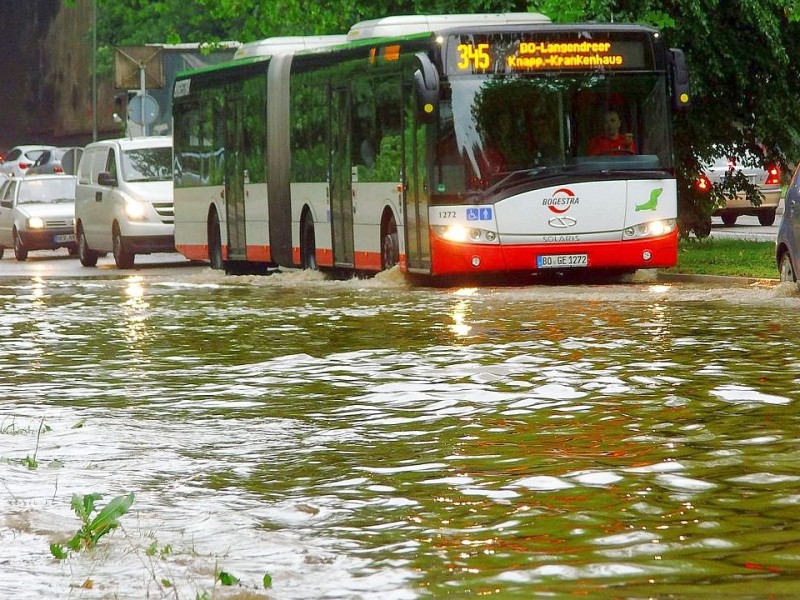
0,174,77,260
27,146,84,176
776,164,800,288
74,136,174,269
696,151,782,226
0,145,58,178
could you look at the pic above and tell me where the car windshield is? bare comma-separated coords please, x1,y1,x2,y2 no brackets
121,147,173,182
17,179,76,204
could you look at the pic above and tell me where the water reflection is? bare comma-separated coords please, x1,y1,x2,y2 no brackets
1,273,800,598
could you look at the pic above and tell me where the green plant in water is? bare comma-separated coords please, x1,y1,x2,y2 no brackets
217,570,240,586
50,492,135,559
20,418,50,470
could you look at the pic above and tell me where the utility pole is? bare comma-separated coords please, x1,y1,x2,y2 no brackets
92,0,98,141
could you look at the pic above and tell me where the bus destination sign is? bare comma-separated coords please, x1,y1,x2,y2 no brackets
449,34,648,74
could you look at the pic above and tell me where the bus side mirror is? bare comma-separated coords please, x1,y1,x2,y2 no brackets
413,52,439,123
669,48,691,110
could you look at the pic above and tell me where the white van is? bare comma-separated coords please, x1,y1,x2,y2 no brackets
74,136,174,268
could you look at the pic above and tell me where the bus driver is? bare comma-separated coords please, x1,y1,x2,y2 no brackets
587,109,636,156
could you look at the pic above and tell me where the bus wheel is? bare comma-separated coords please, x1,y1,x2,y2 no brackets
301,215,317,270
381,216,399,270
77,223,98,267
208,211,224,270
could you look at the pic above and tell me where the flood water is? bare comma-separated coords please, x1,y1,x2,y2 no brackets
2,268,800,599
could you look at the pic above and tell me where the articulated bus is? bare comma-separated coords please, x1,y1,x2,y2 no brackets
172,13,690,279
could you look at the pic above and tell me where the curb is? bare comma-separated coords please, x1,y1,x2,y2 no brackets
657,271,780,287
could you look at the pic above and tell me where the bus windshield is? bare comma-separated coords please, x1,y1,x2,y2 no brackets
433,72,673,203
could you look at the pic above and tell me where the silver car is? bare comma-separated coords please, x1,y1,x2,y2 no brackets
0,145,59,178
0,174,78,260
699,152,782,226
27,147,84,176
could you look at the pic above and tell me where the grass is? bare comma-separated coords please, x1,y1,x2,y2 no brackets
665,238,778,279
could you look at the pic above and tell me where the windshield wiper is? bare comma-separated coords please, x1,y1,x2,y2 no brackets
476,166,576,201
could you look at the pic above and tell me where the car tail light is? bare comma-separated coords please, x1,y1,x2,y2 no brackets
765,165,780,185
54,166,64,173
695,173,711,192
19,162,30,170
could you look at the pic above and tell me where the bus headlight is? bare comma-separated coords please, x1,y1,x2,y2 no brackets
432,225,500,244
624,219,676,240
27,216,45,229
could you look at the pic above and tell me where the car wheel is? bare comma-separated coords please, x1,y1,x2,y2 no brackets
208,210,224,270
721,212,737,227
758,209,776,226
693,217,712,239
112,225,135,269
77,223,99,267
301,215,317,270
13,228,28,261
381,214,399,271
779,252,796,283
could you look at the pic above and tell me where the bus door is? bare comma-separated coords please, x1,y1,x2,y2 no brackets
224,96,247,260
402,87,431,273
330,86,355,268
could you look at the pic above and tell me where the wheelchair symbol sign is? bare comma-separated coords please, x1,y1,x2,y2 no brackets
467,207,493,221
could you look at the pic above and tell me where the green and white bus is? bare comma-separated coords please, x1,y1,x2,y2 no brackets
172,13,689,278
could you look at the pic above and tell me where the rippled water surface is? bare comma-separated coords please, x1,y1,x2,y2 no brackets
3,269,800,599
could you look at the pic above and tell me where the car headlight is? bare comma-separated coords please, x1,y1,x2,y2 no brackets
124,199,147,220
28,216,45,229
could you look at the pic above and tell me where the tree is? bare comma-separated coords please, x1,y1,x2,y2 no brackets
80,0,800,235
528,0,800,235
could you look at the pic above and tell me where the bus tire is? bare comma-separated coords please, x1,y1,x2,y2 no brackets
77,223,98,267
301,214,317,270
381,214,399,270
112,224,135,269
208,211,224,270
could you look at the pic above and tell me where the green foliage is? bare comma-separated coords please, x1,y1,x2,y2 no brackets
69,0,800,235
217,570,240,586
668,238,778,278
50,492,135,559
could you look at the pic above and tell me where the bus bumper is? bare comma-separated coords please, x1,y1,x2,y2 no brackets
429,230,678,276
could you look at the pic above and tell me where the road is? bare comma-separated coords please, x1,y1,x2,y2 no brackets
0,213,779,278
0,249,208,277
707,213,779,242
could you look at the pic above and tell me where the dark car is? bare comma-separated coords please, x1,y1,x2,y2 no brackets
776,164,800,288
26,146,84,176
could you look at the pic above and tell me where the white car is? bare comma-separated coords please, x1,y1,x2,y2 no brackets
0,145,59,178
0,174,77,260
698,151,782,226
74,136,174,268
